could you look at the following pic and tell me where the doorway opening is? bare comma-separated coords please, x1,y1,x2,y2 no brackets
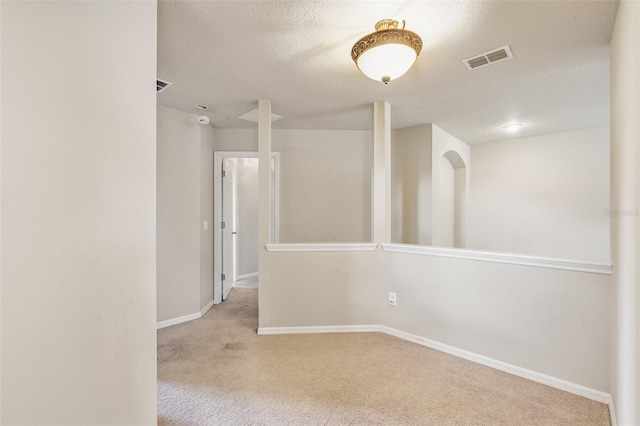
213,151,279,304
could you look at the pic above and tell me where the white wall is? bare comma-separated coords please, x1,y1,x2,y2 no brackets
235,158,259,277
213,128,372,243
157,106,214,322
391,125,432,244
468,126,610,262
610,1,640,423
0,1,157,424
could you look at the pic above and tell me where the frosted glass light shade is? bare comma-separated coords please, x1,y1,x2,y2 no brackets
356,44,418,82
351,19,422,84
503,123,523,132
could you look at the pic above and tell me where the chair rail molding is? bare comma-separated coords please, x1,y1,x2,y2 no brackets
266,243,378,252
381,244,612,275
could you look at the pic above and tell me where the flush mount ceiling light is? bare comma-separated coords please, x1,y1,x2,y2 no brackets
351,19,423,85
503,123,523,133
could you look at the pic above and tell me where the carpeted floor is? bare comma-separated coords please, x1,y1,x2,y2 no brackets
157,288,610,425
231,275,259,289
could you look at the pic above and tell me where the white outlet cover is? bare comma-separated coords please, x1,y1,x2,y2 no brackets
204,221,208,230
389,292,397,305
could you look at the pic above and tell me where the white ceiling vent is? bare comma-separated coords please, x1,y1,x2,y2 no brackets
156,78,173,93
463,45,513,70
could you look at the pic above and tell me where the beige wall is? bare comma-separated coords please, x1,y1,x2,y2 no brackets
158,106,201,321
214,128,257,151
391,124,470,248
391,125,433,245
0,1,157,424
256,120,612,398
157,106,214,322
274,129,372,242
260,248,611,392
438,154,456,246
260,251,381,327
377,250,611,392
201,125,215,309
0,1,3,419
235,158,259,277
468,126,610,262
431,125,470,248
214,128,372,243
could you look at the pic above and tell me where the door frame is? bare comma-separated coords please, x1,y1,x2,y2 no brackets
220,162,237,301
231,166,238,283
213,151,280,304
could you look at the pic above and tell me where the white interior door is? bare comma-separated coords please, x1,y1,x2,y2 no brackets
221,162,236,301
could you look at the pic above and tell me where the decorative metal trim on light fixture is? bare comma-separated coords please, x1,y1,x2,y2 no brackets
351,19,423,84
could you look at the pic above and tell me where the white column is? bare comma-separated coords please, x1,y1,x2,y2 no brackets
372,101,391,243
257,99,272,327
258,100,272,246
611,1,640,424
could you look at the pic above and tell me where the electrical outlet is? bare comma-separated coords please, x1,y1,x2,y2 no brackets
388,292,397,306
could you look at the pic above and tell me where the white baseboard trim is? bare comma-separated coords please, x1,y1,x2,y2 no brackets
157,299,215,330
237,272,258,281
378,326,612,405
257,324,613,410
156,312,201,330
258,325,380,335
200,300,215,317
608,396,617,426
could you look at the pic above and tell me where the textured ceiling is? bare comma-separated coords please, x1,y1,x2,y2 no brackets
157,0,617,144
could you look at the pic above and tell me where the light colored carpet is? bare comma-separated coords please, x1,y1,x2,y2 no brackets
157,288,610,425
232,275,258,289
